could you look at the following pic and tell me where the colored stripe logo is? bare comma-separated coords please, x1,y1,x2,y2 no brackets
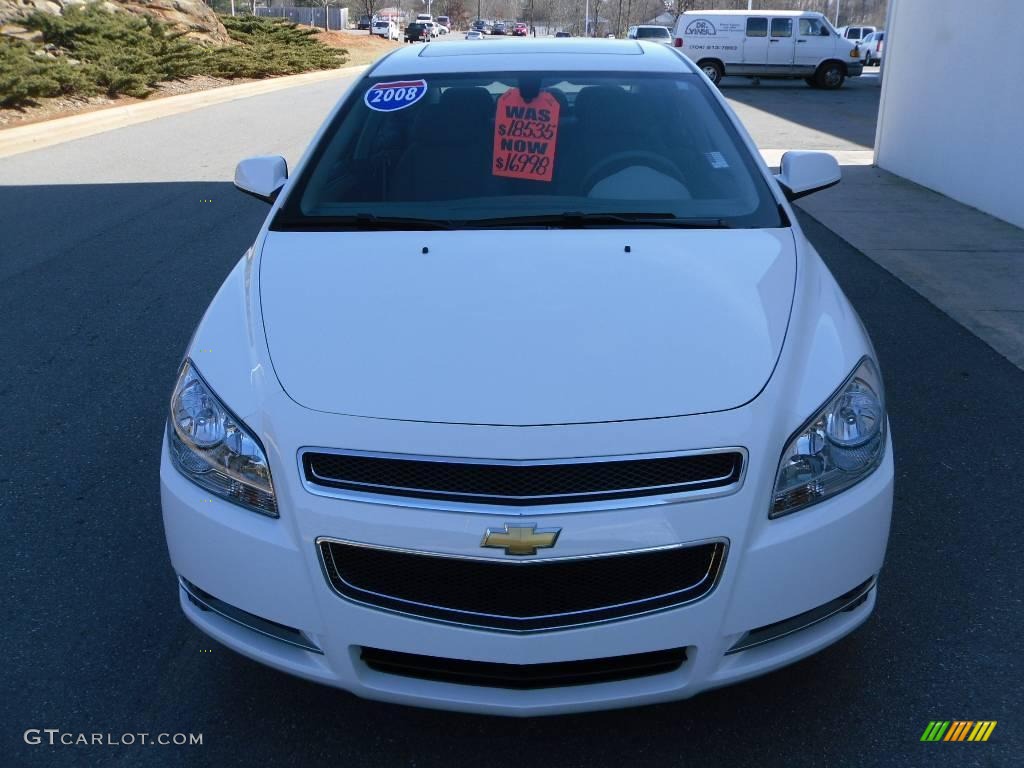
920,721,997,742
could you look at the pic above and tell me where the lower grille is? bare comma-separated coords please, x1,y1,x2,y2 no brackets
318,538,726,631
360,646,687,689
180,578,321,653
726,576,876,654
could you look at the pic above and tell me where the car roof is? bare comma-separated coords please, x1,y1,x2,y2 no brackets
370,40,696,76
685,9,823,16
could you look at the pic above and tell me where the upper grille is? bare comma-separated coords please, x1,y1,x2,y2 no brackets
318,539,726,631
302,450,743,506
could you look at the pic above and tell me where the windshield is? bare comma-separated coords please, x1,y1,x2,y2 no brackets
275,71,784,230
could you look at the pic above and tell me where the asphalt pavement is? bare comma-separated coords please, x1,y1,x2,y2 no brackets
1,67,1020,767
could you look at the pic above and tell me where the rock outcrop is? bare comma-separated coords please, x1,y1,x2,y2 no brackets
0,0,231,45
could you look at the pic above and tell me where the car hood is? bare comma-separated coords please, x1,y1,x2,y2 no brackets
259,229,796,425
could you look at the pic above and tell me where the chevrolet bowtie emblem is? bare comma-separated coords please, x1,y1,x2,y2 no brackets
481,523,561,556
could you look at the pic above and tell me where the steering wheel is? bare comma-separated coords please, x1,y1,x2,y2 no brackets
582,151,686,194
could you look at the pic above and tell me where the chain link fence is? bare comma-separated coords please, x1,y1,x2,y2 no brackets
254,6,350,31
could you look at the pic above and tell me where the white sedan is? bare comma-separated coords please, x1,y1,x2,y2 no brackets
162,39,893,716
465,29,483,40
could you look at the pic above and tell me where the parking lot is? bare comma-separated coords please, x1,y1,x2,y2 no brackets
2,55,1020,768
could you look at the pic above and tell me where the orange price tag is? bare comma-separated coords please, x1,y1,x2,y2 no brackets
492,88,561,183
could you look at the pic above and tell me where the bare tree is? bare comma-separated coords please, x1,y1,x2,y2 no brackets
442,0,470,25
669,0,690,25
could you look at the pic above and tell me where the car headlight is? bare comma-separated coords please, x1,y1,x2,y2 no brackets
770,357,886,518
167,361,277,517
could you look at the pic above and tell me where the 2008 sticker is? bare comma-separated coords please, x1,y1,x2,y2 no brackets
364,80,428,112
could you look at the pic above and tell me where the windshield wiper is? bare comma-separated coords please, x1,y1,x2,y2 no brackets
462,212,734,229
273,213,458,231
272,212,735,231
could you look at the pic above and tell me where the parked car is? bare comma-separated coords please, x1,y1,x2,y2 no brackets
554,30,571,37
436,15,451,30
434,22,450,35
837,24,876,42
175,38,893,717
371,19,400,41
357,14,371,30
422,21,440,37
627,25,672,44
674,10,864,88
860,30,885,66
404,22,429,42
416,13,432,22
492,21,507,35
465,30,483,40
513,22,528,36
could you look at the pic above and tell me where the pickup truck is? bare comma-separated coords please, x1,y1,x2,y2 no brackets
404,22,430,43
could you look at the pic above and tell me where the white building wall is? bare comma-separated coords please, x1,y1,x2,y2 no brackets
875,0,1024,228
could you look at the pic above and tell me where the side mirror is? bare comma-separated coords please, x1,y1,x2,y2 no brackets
234,156,288,203
774,151,841,201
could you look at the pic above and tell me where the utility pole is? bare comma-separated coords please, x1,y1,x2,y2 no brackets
585,0,589,36
834,0,841,26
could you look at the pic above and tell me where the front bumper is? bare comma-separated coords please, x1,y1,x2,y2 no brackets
160,434,893,716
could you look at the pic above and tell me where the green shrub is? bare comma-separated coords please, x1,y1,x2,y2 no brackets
25,5,208,97
0,39,97,107
212,15,345,78
1,5,346,109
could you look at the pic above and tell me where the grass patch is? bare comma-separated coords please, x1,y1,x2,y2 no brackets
0,5,347,109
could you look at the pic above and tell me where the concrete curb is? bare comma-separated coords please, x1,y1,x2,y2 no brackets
0,65,367,160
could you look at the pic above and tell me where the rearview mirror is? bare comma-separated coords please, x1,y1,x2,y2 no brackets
234,156,288,203
774,151,841,201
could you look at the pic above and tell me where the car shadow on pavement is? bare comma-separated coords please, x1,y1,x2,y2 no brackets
723,75,881,150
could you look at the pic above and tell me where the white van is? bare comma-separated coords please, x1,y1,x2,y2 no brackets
673,10,864,89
